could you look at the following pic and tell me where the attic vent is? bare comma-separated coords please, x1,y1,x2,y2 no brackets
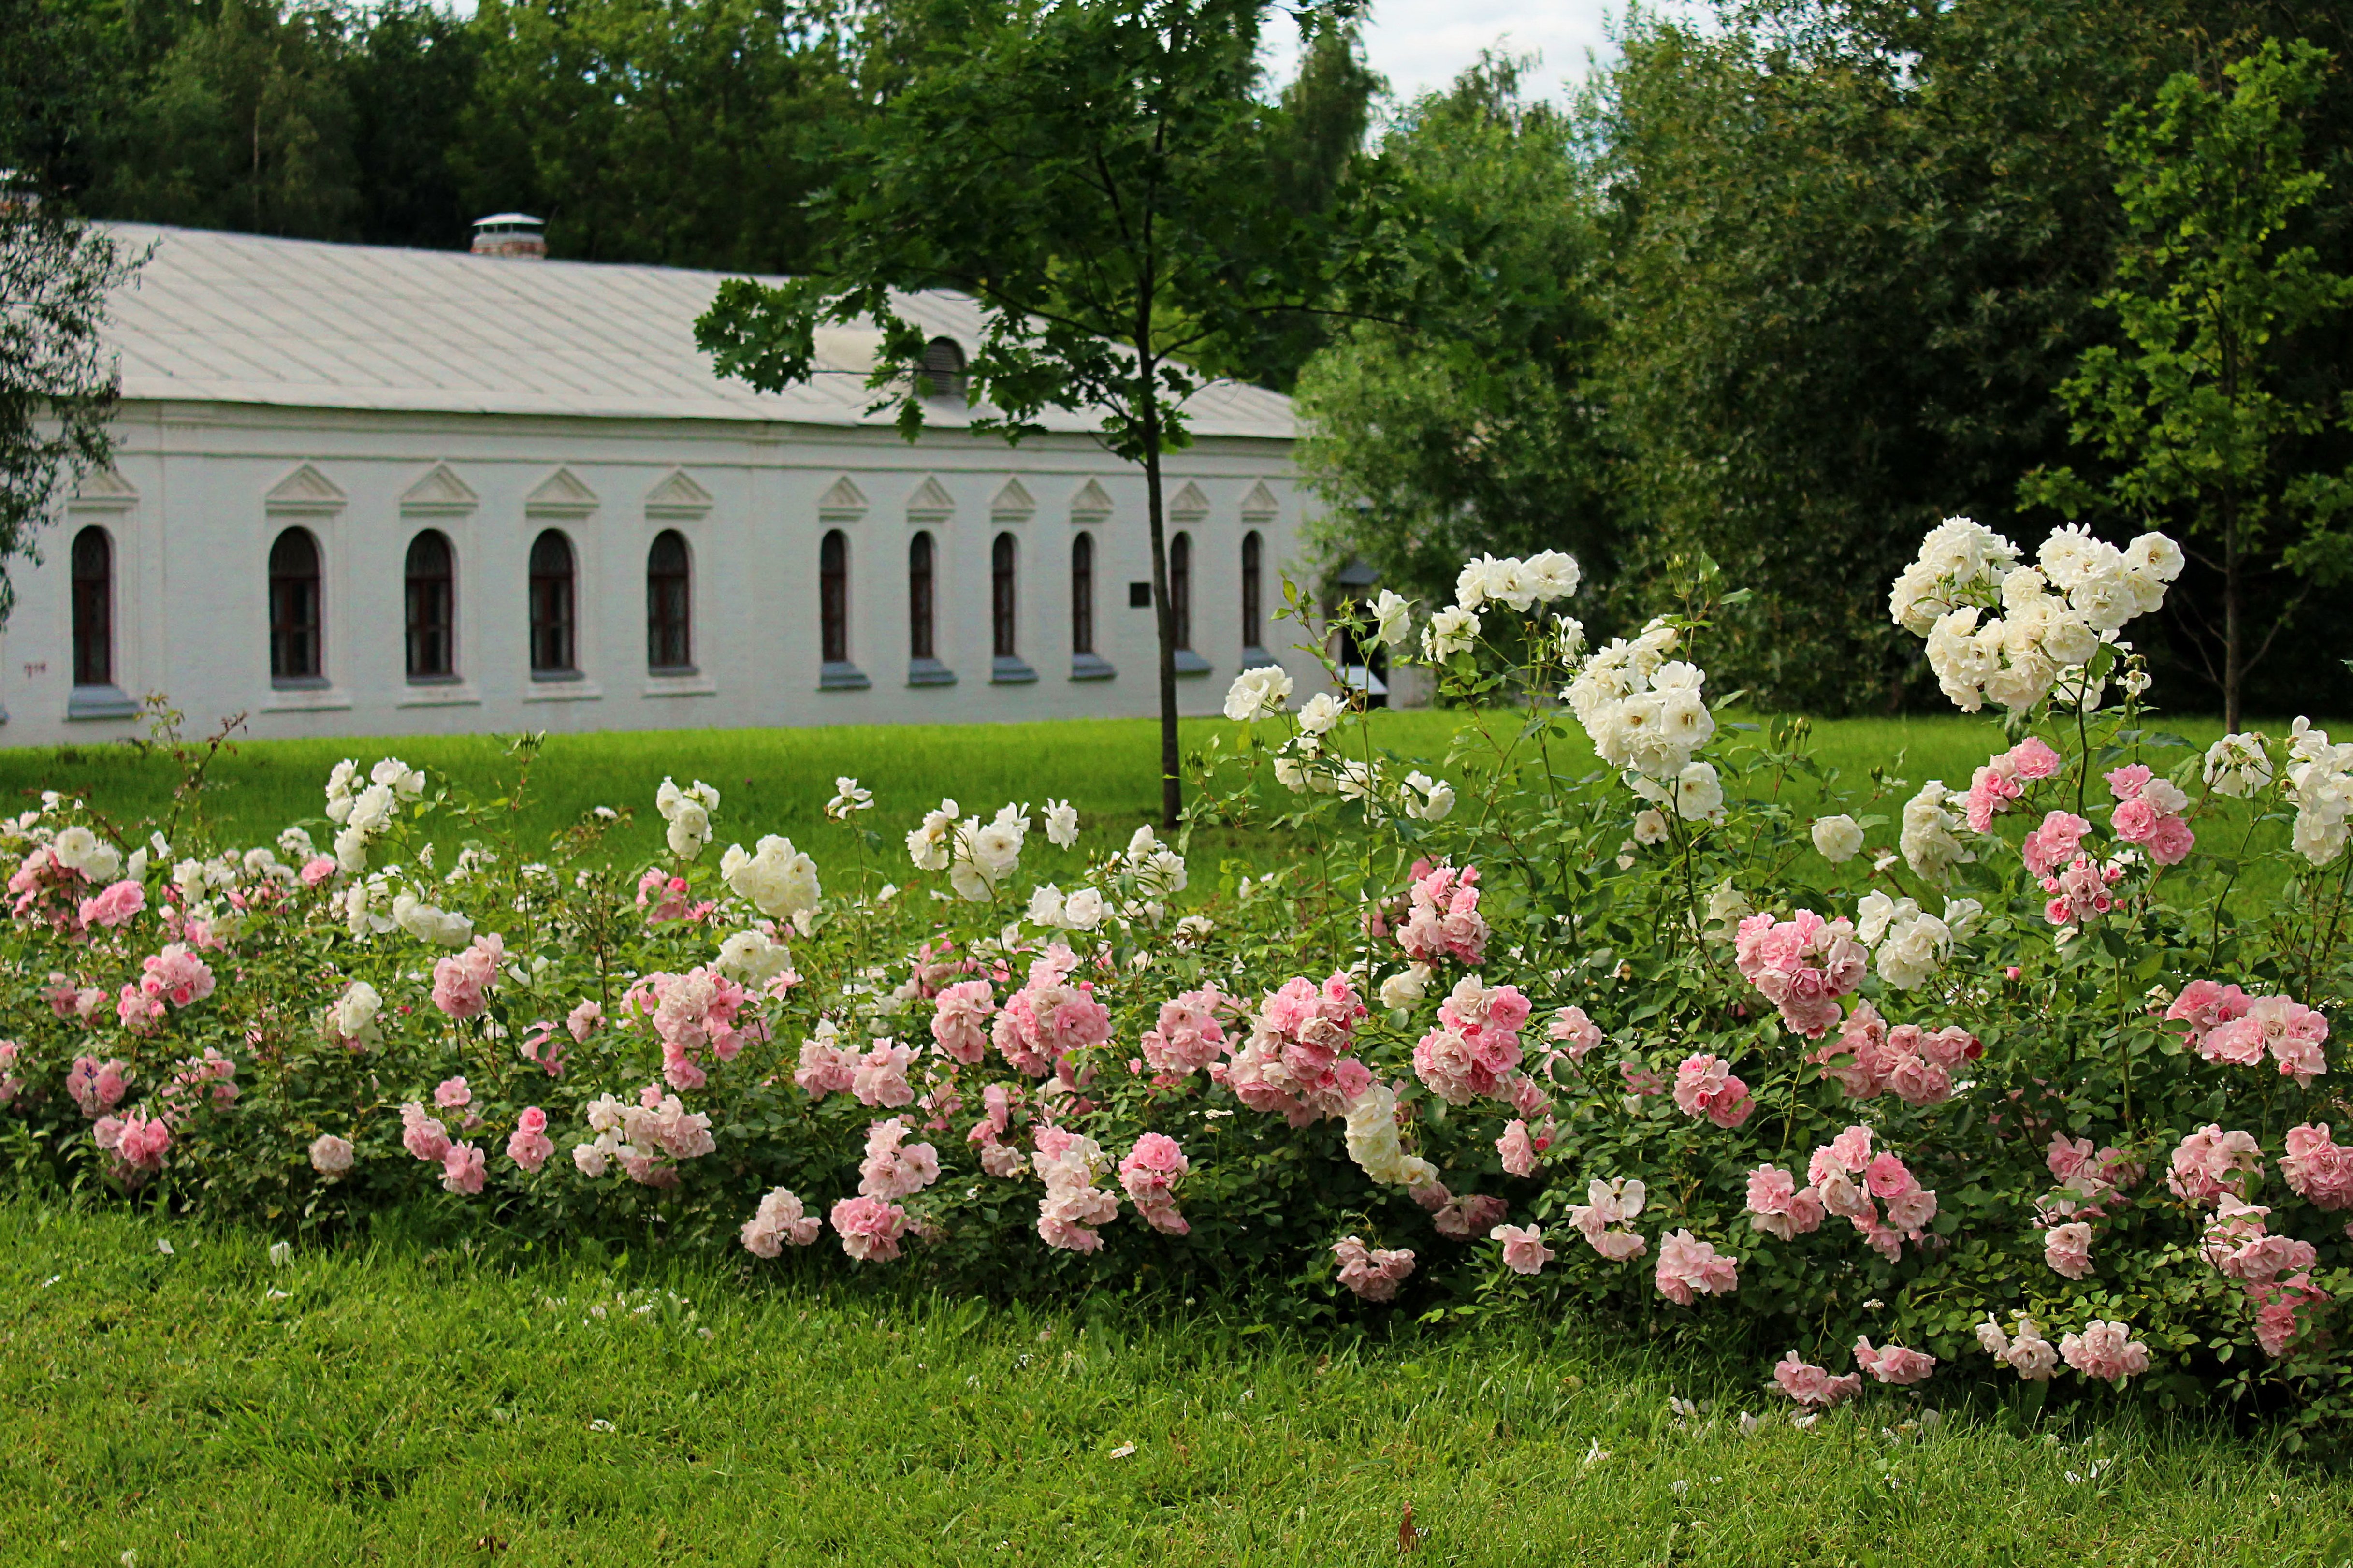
471,213,546,260
920,337,967,400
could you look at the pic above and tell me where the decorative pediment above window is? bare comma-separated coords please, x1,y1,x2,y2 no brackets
70,466,138,511
265,463,346,516
644,468,714,520
400,463,479,516
1069,479,1113,523
817,475,869,522
906,477,955,522
1168,480,1211,521
1240,479,1279,521
988,477,1035,522
525,467,599,517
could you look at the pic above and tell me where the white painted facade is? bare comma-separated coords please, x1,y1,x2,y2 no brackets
1,226,1319,746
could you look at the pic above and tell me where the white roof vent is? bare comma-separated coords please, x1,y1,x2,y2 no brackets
471,213,546,260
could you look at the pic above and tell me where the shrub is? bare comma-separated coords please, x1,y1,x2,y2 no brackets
4,522,2351,1437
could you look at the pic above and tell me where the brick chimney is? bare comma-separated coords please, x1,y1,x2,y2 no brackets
470,213,546,260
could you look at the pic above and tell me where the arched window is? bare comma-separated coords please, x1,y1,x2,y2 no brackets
820,529,850,665
921,337,967,400
909,531,936,661
71,525,112,687
1169,530,1193,651
1071,532,1095,656
646,529,691,671
405,530,455,681
528,528,576,675
1241,530,1264,653
269,526,323,682
992,532,1017,658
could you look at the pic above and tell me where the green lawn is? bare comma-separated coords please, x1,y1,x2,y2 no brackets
4,1199,2350,1568
0,706,2266,868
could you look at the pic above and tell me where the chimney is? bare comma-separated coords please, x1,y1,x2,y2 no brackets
470,213,546,260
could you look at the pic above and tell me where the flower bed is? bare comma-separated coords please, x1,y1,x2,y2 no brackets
5,523,2351,1427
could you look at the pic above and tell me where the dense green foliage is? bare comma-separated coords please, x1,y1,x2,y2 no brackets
10,1197,2353,1566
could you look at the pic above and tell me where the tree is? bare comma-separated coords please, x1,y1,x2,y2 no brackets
697,0,1360,828
345,0,481,250
0,197,144,623
2023,39,2353,729
1293,53,1619,614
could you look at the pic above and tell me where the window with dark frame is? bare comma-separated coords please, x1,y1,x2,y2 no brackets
820,529,850,665
269,526,323,682
646,529,692,671
71,525,111,687
1071,532,1095,655
1241,530,1263,651
404,530,455,680
1170,530,1193,651
528,528,577,674
921,337,968,400
992,532,1017,658
909,531,936,661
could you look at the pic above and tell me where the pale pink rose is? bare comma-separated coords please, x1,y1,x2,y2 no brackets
2020,811,2090,878
1654,1230,1738,1305
930,979,998,1065
140,944,217,1008
2144,815,2195,864
1853,1336,1936,1385
1546,1005,1603,1060
1333,1235,1418,1301
308,1133,355,1176
77,879,146,929
740,1187,822,1255
1491,1223,1554,1275
399,1102,451,1163
2059,1320,2150,1382
507,1107,554,1172
851,1041,917,1108
2043,1221,2093,1279
1496,1119,1540,1177
300,856,337,886
1772,1353,1861,1408
2011,737,2063,779
440,1142,487,1194
2105,763,2152,800
567,999,605,1043
434,1076,472,1110
2282,1124,2353,1211
1671,1053,1755,1129
829,1194,908,1262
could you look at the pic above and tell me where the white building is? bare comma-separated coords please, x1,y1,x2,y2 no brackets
2,221,1319,746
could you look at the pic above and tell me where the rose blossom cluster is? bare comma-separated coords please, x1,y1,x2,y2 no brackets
1033,1126,1120,1252
1393,861,1487,967
430,932,505,1020
1803,1126,1936,1262
1332,1235,1417,1301
1411,977,1530,1106
1566,1177,1648,1262
1810,1000,1978,1106
1852,1337,1936,1385
1773,1353,1862,1408
2281,1123,2353,1212
1854,891,1977,991
627,965,758,1091
1138,985,1235,1079
2164,981,2329,1086
1342,1081,1439,1190
1975,1314,2060,1381
570,1087,716,1186
967,1082,1031,1178
396,1101,486,1194
2199,1195,2330,1358
1889,516,2180,712
1670,1053,1753,1128
1563,620,1714,787
992,945,1111,1082
2166,1124,2263,1206
2283,719,2353,866
92,1108,172,1185
859,1117,943,1201
325,757,424,872
1217,973,1372,1125
2060,1321,2152,1383
2104,764,2193,865
1732,909,1865,1038
1116,1132,1191,1235
1964,736,2064,831
829,1194,908,1262
740,1187,823,1255
1654,1231,1738,1306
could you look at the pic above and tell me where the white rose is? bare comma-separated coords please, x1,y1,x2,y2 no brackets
330,980,382,1037
1063,887,1108,930
1811,814,1864,863
1223,666,1293,723
1421,606,1480,660
1044,799,1080,848
1632,809,1669,845
1026,883,1067,928
1877,912,1951,990
1522,550,1581,603
1371,589,1412,648
665,801,712,860
1379,963,1432,1010
721,835,821,917
1674,761,1723,822
1298,692,1346,735
2202,734,2273,798
715,928,794,985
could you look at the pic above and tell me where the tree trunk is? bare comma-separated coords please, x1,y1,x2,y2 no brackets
2223,491,2241,732
1140,376,1180,829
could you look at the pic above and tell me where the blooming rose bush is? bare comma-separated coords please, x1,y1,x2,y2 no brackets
4,521,2351,1435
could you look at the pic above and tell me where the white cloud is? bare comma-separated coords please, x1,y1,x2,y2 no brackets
1264,0,1627,108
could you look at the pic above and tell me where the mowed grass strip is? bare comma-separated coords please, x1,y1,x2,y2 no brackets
0,708,2276,871
2,1200,2348,1567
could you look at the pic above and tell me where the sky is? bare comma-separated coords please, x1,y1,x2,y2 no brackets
1261,0,1627,108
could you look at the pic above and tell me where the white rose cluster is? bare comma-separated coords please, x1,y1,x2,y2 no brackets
1565,620,1721,819
325,757,424,873
322,979,383,1048
655,777,721,860
945,803,1029,902
1341,1081,1438,1189
1123,825,1187,900
905,798,959,871
2202,732,2274,799
720,834,821,918
47,823,124,884
1399,770,1456,823
715,926,795,985
1857,892,1981,990
1899,781,1973,882
2284,719,2353,866
391,890,474,947
1811,814,1865,864
1025,884,1109,932
1891,517,2182,713
1452,551,1582,614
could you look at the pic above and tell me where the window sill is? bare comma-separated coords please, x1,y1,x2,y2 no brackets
1069,653,1117,682
523,676,603,703
1172,649,1213,678
1241,646,1276,668
66,684,139,721
819,661,871,691
990,656,1039,685
398,681,482,709
644,670,716,698
261,684,353,714
907,658,958,688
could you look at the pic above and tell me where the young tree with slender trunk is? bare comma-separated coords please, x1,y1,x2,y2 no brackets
696,0,1361,827
2022,39,2353,728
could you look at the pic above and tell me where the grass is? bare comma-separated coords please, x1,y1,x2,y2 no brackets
0,707,2271,870
6,1199,2353,1568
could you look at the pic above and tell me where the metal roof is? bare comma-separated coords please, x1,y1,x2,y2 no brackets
102,224,1298,439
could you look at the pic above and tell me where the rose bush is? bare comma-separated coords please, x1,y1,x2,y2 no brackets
5,520,2352,1436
